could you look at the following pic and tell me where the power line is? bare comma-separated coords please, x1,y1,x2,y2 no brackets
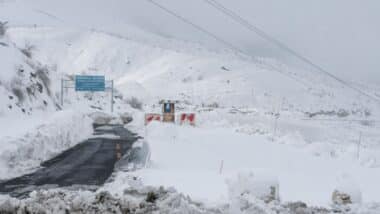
144,0,312,88
202,0,380,103
145,0,250,59
145,0,377,103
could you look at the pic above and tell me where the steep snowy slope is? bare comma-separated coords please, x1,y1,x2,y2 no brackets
0,35,58,117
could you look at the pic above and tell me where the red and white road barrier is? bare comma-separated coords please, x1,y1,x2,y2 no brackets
180,113,196,126
145,114,161,125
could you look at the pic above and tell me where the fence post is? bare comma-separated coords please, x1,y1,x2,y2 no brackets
219,160,224,174
251,88,254,107
61,79,64,107
357,131,362,160
271,98,281,141
273,116,278,141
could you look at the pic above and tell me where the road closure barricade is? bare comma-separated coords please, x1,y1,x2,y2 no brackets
145,113,162,126
180,113,196,126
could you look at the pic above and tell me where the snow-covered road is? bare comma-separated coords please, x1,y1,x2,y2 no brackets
0,124,139,197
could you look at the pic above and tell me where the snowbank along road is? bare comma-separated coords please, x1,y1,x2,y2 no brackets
0,124,140,198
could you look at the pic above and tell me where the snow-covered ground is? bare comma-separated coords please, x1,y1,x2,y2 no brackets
0,110,93,179
0,1,380,213
131,122,380,206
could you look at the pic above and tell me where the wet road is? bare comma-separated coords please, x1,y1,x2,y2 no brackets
0,124,140,197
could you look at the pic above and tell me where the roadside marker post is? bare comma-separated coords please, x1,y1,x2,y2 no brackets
271,97,283,141
357,131,362,160
219,160,224,175
60,79,64,106
273,116,279,141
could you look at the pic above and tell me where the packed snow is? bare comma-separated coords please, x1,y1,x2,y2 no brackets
0,0,380,213
125,122,380,206
0,110,93,179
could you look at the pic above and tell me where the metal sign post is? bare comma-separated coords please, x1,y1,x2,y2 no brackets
61,75,114,112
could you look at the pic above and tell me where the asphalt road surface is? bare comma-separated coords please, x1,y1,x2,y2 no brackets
0,124,140,197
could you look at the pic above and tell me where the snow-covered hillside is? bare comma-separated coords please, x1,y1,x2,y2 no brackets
0,0,380,213
5,26,379,118
0,34,57,116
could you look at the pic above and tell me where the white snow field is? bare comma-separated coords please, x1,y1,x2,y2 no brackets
0,0,380,213
132,122,380,206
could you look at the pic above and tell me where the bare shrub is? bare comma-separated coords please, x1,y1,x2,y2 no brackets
12,88,24,103
364,109,371,117
36,67,51,96
127,97,143,110
182,76,192,83
0,21,8,37
208,102,219,108
20,42,35,58
221,66,230,71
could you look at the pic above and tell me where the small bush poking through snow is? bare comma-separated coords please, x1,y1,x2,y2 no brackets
0,21,8,37
35,67,51,95
0,187,224,214
182,76,192,83
11,87,24,103
20,42,35,58
332,178,362,205
146,191,158,203
208,102,219,108
227,171,280,204
127,96,143,110
119,112,133,124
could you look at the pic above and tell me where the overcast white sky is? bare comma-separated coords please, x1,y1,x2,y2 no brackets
122,0,380,85
3,0,380,84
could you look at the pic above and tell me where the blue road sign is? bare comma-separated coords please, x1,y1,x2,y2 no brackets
164,103,171,113
75,75,105,92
